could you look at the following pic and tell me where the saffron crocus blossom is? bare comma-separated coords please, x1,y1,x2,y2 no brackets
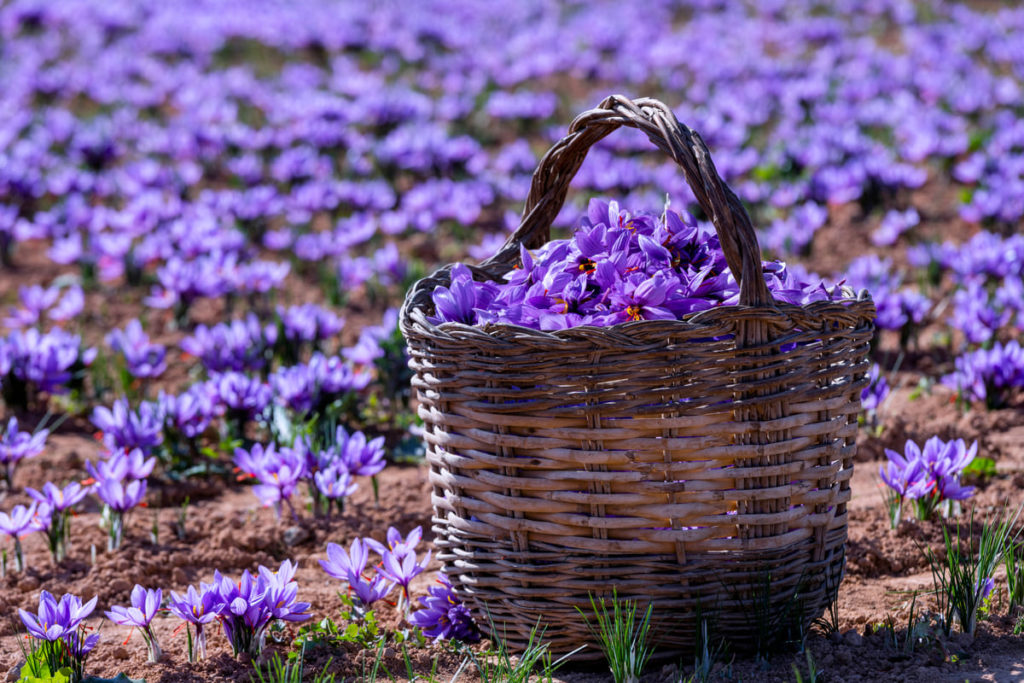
94,478,147,551
0,416,48,488
26,482,88,563
880,437,978,527
320,539,393,612
431,199,837,331
860,363,890,419
180,314,277,374
365,526,431,612
91,399,164,453
427,264,498,325
167,583,220,662
86,448,156,483
157,386,216,439
0,503,47,572
209,560,310,658
333,426,387,478
210,371,272,433
408,574,479,642
105,585,163,662
942,340,1024,409
313,467,357,515
365,525,424,559
3,327,96,399
106,319,167,379
235,443,306,518
19,591,99,681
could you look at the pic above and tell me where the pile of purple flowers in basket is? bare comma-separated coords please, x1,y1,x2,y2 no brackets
430,199,839,331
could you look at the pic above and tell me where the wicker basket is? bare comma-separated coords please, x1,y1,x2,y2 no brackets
400,95,875,656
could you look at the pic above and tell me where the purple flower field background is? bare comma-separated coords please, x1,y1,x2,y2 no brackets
2,0,1024,681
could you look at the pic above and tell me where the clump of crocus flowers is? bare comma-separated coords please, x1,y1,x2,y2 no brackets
408,573,480,643
105,585,163,662
87,448,153,550
234,424,385,519
0,416,48,489
27,481,89,563
168,560,310,660
428,199,840,331
19,590,99,683
320,526,476,641
880,436,977,527
0,503,47,573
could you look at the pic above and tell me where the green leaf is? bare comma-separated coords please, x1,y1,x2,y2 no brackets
19,667,71,683
962,456,996,479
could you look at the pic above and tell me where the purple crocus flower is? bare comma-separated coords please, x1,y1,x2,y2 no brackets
320,539,393,610
0,503,48,572
180,315,277,373
880,437,978,526
86,448,156,484
167,583,220,662
408,574,479,642
19,590,98,641
378,546,432,608
27,481,89,512
94,478,147,551
365,525,424,559
106,320,167,379
860,364,890,415
428,264,496,325
157,386,216,439
95,478,148,512
314,466,358,501
365,526,431,612
211,371,272,422
18,590,99,681
0,417,48,488
105,585,163,662
91,399,164,453
209,560,310,658
333,426,386,477
26,481,89,563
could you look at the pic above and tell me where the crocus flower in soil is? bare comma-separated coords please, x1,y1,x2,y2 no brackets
365,525,424,559
0,503,47,572
366,527,431,613
26,482,89,562
94,478,147,550
313,466,357,515
86,448,156,483
210,371,271,435
0,417,48,488
209,560,310,658
408,574,479,642
320,539,393,613
333,426,387,478
19,590,99,681
105,585,163,662
235,443,306,519
880,437,977,527
106,319,167,380
942,340,1024,409
91,399,164,453
860,363,890,422
167,583,220,662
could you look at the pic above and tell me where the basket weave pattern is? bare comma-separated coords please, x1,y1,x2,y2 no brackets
401,95,875,654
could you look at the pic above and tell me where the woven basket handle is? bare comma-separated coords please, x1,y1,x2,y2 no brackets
484,94,774,308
